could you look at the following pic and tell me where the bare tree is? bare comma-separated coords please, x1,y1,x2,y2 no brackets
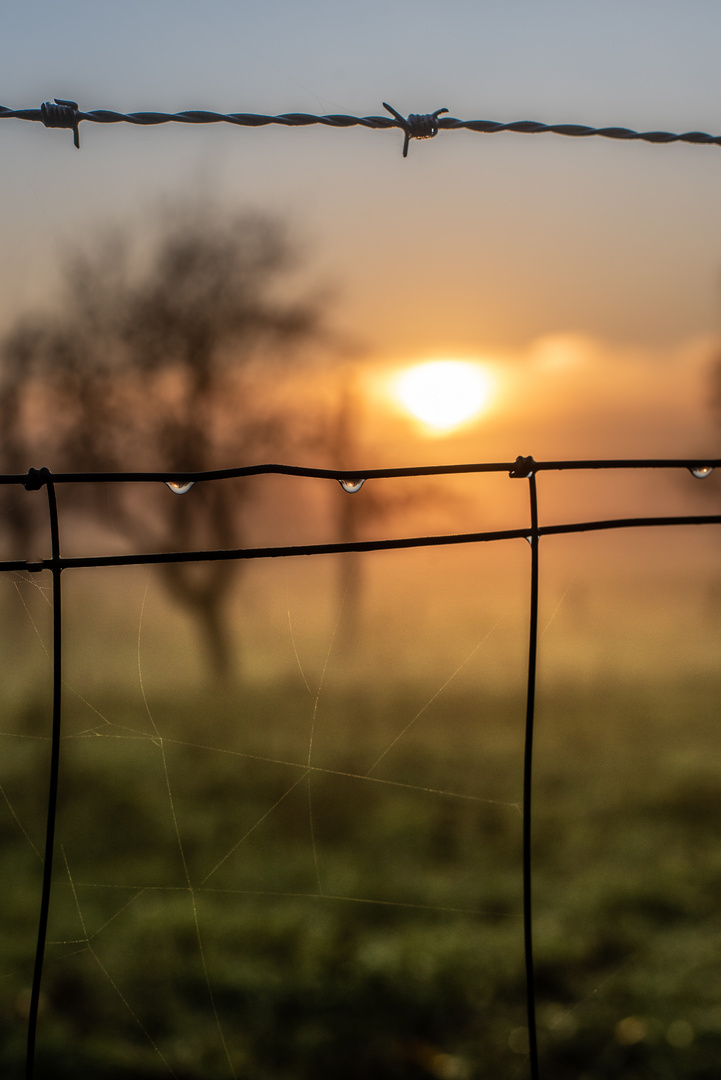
0,205,328,682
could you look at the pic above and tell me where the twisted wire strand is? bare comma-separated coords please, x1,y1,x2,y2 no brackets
2,102,720,150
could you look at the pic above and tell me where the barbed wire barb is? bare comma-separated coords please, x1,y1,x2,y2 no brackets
40,98,80,148
382,102,448,156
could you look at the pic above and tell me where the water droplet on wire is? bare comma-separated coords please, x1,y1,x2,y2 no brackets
339,478,365,493
690,466,714,479
165,480,195,494
525,535,533,547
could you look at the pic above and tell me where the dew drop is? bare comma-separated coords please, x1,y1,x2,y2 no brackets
690,466,714,479
339,477,366,493
525,535,533,547
165,480,195,495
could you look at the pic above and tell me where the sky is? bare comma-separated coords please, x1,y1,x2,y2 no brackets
2,1,721,464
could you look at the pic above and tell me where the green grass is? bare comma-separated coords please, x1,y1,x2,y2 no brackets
2,674,721,1078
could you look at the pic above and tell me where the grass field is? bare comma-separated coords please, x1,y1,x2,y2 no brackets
1,670,720,1080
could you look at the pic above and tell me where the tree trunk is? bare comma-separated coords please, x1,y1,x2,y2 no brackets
192,595,237,686
157,561,238,687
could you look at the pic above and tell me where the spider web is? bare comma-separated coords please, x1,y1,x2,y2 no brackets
0,473,719,1079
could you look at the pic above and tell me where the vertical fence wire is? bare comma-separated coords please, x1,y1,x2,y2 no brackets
25,471,63,1080
522,472,540,1080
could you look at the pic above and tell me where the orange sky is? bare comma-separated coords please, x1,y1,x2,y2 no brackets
341,334,720,467
3,4,721,473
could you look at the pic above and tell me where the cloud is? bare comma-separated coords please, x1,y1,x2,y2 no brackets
491,333,721,459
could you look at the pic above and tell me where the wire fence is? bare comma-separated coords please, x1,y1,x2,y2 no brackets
7,454,720,1080
4,88,720,1080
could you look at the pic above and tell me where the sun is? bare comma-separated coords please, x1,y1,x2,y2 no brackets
393,360,494,433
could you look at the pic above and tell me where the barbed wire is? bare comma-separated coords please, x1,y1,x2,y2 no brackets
2,99,721,155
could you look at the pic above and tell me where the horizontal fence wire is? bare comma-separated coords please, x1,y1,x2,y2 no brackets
2,99,721,154
8,457,721,573
10,455,721,1080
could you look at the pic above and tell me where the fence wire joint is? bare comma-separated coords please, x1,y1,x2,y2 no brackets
383,102,448,157
41,99,80,148
510,455,536,479
24,467,49,491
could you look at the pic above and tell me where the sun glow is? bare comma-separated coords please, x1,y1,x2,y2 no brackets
393,360,494,433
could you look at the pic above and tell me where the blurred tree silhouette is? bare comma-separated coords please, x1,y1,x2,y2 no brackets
0,204,327,681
